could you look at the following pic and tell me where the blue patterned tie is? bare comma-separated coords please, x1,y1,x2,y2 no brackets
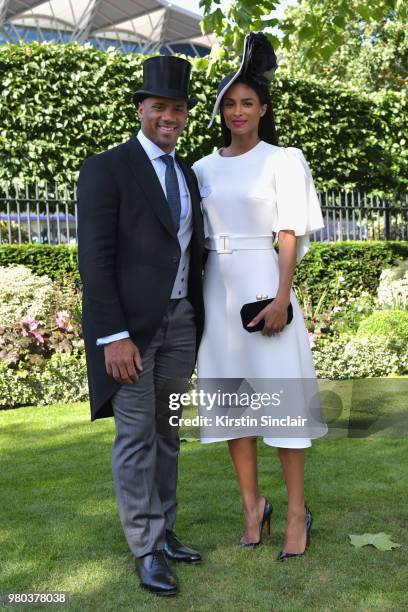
161,155,181,232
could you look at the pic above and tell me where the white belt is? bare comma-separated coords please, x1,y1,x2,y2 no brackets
206,234,274,254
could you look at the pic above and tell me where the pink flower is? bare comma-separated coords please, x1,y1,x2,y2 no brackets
56,310,66,325
308,332,316,348
56,310,73,331
21,315,34,324
32,331,44,345
21,316,39,331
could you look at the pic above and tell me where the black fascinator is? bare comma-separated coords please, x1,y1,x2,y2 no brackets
208,32,278,127
241,32,278,86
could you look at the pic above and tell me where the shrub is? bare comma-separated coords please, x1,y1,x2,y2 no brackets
0,352,88,409
329,292,375,336
37,351,88,406
312,335,408,379
0,265,83,366
0,262,85,408
0,265,55,326
2,242,408,309
376,260,408,309
356,310,408,346
294,241,408,309
0,362,39,407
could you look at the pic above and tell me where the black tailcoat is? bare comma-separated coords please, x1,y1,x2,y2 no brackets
77,135,205,420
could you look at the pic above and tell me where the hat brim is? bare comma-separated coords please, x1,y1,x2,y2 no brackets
207,35,251,128
207,71,241,128
133,89,197,110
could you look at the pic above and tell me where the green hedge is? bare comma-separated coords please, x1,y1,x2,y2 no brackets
0,244,80,284
295,241,408,307
0,43,406,195
2,242,408,305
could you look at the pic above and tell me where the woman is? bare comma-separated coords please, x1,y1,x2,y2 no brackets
192,33,328,560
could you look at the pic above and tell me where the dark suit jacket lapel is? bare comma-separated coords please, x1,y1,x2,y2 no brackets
124,135,178,240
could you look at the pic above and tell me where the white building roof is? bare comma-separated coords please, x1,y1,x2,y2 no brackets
0,0,215,53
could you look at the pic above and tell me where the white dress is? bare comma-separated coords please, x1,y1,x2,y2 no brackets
192,140,328,448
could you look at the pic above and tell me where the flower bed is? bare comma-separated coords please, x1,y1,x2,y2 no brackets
304,262,408,379
0,265,85,408
1,259,408,408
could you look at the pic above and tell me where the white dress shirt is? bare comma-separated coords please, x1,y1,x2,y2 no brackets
96,129,193,346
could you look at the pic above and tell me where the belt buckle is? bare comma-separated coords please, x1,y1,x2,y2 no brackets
217,233,232,254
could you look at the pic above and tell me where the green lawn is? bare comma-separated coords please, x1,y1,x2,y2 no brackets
1,388,407,611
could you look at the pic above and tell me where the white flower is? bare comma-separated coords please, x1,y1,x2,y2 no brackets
0,265,54,327
338,276,345,283
377,261,408,309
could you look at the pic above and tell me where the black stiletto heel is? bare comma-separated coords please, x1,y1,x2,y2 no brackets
239,497,273,548
277,505,313,561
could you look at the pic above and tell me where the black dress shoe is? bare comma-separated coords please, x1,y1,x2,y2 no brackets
239,497,273,548
277,506,313,561
164,530,202,564
135,550,178,596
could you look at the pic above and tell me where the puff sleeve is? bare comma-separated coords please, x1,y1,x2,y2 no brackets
272,147,324,262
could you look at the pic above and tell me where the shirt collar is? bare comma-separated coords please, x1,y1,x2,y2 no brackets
137,130,176,162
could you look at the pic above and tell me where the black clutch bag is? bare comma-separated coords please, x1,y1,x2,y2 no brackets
240,298,293,333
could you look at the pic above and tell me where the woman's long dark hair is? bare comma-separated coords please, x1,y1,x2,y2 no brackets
220,75,278,147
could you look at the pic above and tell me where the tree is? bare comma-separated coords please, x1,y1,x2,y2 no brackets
280,1,408,92
200,0,408,80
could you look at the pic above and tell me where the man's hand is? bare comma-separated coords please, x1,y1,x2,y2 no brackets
104,338,143,384
247,299,289,337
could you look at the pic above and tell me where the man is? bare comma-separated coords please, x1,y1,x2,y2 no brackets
77,55,205,597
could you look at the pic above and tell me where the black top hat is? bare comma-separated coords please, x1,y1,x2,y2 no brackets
133,56,197,109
